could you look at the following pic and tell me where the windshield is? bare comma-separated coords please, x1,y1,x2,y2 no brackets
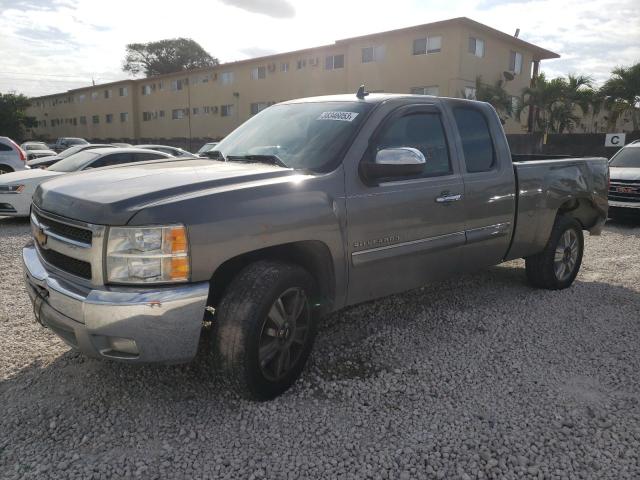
215,102,373,172
25,143,48,150
66,138,88,145
59,145,87,158
610,147,640,168
48,151,100,172
198,142,218,154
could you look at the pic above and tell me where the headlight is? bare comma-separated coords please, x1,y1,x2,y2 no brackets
0,185,25,193
106,225,190,284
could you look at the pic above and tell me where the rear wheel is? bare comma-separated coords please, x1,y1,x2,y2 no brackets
0,165,13,175
525,215,584,290
212,261,317,400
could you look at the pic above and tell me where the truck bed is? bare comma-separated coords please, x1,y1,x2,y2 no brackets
506,156,609,260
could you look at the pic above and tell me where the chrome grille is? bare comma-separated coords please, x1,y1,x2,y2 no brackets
30,205,106,285
609,180,640,203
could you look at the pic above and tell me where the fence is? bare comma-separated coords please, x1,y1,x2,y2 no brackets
507,131,640,159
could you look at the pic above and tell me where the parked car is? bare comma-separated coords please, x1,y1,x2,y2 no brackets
20,142,57,161
196,142,219,157
608,140,640,219
23,93,608,399
111,143,132,148
0,148,172,216
0,136,29,175
136,144,197,158
27,144,115,169
52,137,88,153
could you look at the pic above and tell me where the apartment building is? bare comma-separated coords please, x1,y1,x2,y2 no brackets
26,17,559,145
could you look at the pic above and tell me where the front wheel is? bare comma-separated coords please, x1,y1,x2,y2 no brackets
212,261,317,400
0,165,14,175
525,215,584,290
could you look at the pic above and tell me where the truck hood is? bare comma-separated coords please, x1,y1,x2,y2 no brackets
610,166,640,182
33,158,299,224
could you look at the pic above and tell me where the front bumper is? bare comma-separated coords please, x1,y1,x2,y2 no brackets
22,244,210,364
0,193,30,217
609,200,640,211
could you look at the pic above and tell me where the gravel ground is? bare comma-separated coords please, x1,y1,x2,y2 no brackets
1,216,639,480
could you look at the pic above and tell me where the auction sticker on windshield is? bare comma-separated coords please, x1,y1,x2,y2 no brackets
317,111,359,122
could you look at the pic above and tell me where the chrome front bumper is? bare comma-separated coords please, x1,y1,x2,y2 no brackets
22,244,210,364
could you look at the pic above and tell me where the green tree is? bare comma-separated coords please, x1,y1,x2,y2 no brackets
0,92,37,141
122,38,218,77
600,63,640,131
467,76,513,124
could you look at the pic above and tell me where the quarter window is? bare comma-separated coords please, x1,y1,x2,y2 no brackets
370,112,451,180
453,108,496,173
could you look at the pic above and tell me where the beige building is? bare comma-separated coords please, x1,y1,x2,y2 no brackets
26,17,559,146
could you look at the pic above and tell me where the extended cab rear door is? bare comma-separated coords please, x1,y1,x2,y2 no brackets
444,101,516,269
344,100,467,305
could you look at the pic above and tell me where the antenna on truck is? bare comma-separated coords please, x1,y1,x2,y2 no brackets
356,85,369,99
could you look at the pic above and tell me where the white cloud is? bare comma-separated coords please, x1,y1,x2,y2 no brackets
0,0,638,96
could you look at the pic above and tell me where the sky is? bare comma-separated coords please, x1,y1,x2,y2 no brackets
0,0,638,97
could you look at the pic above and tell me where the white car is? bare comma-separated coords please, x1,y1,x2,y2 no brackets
20,141,57,161
0,148,172,217
0,136,29,175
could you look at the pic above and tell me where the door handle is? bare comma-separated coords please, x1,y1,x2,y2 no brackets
435,193,463,204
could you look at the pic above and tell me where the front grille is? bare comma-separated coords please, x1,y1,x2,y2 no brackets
609,181,640,203
39,248,92,280
34,211,92,245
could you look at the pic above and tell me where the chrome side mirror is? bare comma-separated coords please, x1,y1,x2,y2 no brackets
362,147,426,181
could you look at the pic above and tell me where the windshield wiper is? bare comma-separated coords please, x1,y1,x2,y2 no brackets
227,154,288,169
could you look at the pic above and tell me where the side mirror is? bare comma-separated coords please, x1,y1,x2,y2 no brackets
361,147,426,181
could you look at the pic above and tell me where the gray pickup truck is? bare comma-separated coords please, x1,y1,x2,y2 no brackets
23,93,609,399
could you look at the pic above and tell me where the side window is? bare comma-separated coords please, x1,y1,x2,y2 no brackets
0,143,12,152
371,112,451,179
452,108,496,173
87,153,133,169
134,152,165,162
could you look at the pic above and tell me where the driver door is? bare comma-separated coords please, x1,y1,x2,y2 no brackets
345,104,467,305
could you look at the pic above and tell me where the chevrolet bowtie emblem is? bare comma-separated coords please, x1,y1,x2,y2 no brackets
35,227,48,247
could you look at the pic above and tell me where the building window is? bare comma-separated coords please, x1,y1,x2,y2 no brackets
280,62,289,72
410,86,439,96
142,85,152,95
219,72,234,85
325,54,344,70
250,102,271,115
119,86,128,97
171,109,186,120
159,110,165,118
251,66,267,80
204,106,211,114
221,104,234,117
92,115,99,124
296,59,306,70
192,107,200,115
362,45,385,63
202,74,209,83
72,118,77,126
105,114,113,124
80,116,87,125
171,79,185,91
104,89,112,99
509,51,523,74
413,36,442,55
143,111,153,121
91,91,98,100
158,81,164,90
468,37,485,57
77,94,86,103
464,86,477,99
120,112,129,122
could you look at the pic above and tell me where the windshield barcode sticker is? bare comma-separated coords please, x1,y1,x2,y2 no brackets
317,111,359,122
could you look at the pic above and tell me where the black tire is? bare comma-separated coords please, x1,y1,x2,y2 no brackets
212,260,317,400
0,165,13,175
525,215,584,290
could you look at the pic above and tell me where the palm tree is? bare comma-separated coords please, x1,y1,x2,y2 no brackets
469,76,513,124
600,63,640,131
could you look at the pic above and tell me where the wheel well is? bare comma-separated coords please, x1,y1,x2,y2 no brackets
557,198,598,230
208,241,335,316
0,164,14,173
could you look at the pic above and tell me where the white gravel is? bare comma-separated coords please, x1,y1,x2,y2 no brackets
1,216,639,479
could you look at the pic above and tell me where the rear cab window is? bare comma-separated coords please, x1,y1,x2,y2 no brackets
452,108,496,173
